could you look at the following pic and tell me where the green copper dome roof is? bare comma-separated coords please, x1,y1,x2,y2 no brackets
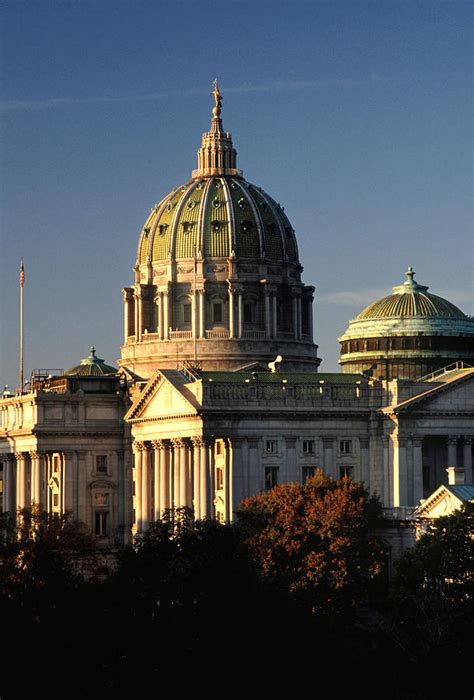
356,268,467,321
137,177,298,264
64,347,118,377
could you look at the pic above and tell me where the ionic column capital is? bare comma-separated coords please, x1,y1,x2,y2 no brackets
448,435,460,445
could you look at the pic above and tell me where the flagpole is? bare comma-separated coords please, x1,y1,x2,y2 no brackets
19,260,24,393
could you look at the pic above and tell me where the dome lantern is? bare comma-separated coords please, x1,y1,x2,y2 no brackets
192,80,242,179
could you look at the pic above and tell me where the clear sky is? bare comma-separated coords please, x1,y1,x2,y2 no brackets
1,0,472,388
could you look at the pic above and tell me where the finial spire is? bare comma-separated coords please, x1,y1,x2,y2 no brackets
192,81,242,179
406,266,415,282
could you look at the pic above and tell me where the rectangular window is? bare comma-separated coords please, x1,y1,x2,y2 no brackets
339,466,353,479
53,493,59,508
95,511,109,537
52,454,60,473
215,466,224,490
96,455,108,474
265,467,278,490
302,466,316,483
183,303,192,323
213,303,222,323
340,440,352,454
302,440,315,455
243,303,252,323
266,440,277,454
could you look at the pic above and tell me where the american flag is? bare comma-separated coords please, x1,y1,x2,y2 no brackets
20,260,25,288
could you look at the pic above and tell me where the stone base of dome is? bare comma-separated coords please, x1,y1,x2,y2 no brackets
119,338,321,378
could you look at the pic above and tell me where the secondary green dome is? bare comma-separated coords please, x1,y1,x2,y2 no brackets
338,268,474,380
356,267,467,321
65,347,117,377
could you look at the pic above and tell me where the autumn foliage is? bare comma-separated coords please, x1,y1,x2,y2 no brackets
236,469,386,612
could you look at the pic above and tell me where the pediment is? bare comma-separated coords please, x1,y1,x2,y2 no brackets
125,370,199,423
390,372,474,414
415,485,463,518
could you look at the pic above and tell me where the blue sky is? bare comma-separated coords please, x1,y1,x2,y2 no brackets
1,0,472,387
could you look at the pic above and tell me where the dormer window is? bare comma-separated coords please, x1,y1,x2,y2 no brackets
159,224,168,236
182,222,193,234
211,220,222,233
241,220,253,233
238,198,246,209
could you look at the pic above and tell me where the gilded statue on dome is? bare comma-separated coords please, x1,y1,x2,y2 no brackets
212,79,222,117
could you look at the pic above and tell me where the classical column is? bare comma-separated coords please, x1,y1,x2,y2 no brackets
264,288,271,338
152,440,162,521
192,290,197,339
382,436,390,507
198,289,205,339
224,438,233,522
271,293,277,339
163,290,170,340
237,290,243,339
15,452,27,511
134,289,142,342
141,443,151,530
305,291,314,341
447,435,458,467
133,442,144,532
160,441,171,516
391,435,408,507
123,289,131,342
412,436,424,504
200,439,211,518
191,437,202,519
29,450,45,508
3,455,15,514
228,287,235,339
155,294,162,337
463,437,473,484
171,439,181,509
179,440,189,508
292,291,298,340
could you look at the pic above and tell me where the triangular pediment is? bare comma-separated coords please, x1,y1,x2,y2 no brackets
387,371,474,414
125,369,199,423
415,485,464,518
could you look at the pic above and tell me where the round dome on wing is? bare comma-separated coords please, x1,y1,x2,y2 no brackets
338,268,474,381
355,267,466,321
65,347,117,377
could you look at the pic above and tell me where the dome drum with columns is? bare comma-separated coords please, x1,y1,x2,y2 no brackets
120,83,320,376
338,267,474,380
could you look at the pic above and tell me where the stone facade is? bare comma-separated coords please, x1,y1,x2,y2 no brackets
1,88,472,560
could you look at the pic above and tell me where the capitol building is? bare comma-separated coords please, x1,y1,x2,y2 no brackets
1,85,473,549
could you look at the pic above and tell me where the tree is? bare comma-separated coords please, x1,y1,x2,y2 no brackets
388,504,474,663
0,506,98,602
236,470,387,614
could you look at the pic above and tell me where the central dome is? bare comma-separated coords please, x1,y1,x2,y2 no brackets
120,83,320,376
137,176,299,266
